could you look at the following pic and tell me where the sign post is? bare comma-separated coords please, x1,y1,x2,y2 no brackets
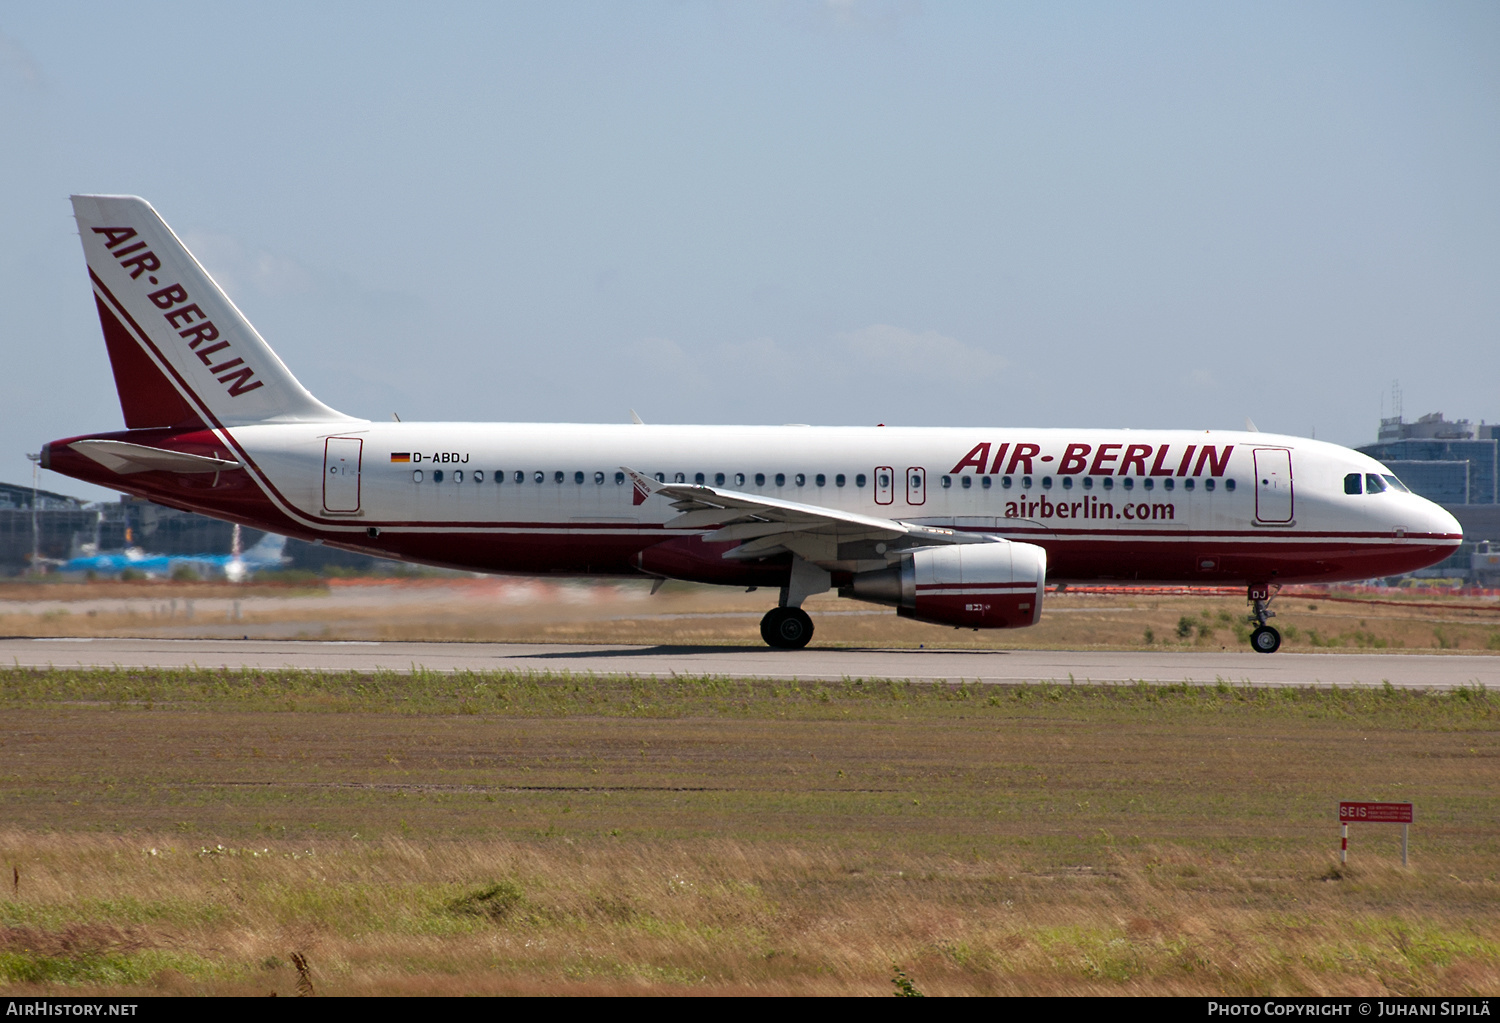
1338,802,1414,866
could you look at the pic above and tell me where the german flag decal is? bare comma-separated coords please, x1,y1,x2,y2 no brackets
390,452,411,463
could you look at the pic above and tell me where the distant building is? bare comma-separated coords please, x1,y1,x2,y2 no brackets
1358,413,1498,506
0,483,401,576
1359,413,1500,581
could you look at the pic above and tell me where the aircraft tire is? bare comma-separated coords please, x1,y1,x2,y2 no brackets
1250,625,1282,654
760,607,814,649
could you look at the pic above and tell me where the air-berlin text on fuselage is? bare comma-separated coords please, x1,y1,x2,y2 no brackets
950,441,1233,478
91,226,264,398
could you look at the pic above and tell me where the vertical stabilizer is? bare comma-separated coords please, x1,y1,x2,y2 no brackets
71,195,356,428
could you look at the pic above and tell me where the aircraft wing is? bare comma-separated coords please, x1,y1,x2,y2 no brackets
70,440,242,476
621,466,990,563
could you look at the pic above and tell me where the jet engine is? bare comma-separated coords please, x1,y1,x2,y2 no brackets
838,540,1047,628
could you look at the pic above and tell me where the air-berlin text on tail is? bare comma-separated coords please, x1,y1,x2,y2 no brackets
91,226,263,398
950,442,1233,477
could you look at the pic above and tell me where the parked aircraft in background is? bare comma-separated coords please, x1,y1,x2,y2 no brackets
53,525,287,580
40,196,1462,651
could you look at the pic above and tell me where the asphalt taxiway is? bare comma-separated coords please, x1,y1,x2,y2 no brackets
2,637,1496,688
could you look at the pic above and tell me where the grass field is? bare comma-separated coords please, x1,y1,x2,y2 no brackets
2,667,1497,995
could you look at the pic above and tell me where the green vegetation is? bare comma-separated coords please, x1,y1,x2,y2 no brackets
1,667,1495,995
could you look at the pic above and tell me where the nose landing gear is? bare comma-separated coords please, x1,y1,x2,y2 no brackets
1247,583,1281,654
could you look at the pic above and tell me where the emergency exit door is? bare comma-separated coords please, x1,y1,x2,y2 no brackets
874,466,894,505
906,466,926,506
1253,448,1293,523
323,437,363,513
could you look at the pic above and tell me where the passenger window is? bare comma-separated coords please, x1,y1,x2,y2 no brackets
1383,474,1409,493
434,469,444,483
575,471,585,484
1224,479,1235,492
755,473,766,486
795,473,805,486
1204,478,1215,492
775,473,786,487
614,471,625,485
735,473,746,486
1366,473,1387,493
1142,478,1153,491
1082,477,1093,490
1184,478,1194,491
674,472,685,484
534,471,544,484
961,475,971,489
515,471,525,484
1163,478,1174,491
1121,477,1132,491
654,473,665,483
554,471,565,484
855,474,866,488
1022,476,1032,489
1062,477,1073,490
878,473,890,488
474,470,484,483
494,471,503,483
453,470,463,483
815,474,826,487
715,472,726,486
835,474,846,487
694,472,705,485
1002,476,1012,488
1102,477,1113,490
412,469,423,483
594,471,605,484
940,475,951,488
981,476,992,489
1042,477,1053,489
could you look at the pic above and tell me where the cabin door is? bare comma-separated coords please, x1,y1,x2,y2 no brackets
1253,448,1293,523
323,437,363,513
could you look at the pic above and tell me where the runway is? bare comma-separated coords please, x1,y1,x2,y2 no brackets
3,637,1496,689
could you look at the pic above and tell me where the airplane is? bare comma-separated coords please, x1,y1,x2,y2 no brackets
38,195,1462,652
53,525,288,581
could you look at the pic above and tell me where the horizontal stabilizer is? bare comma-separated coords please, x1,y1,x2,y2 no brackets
70,439,242,475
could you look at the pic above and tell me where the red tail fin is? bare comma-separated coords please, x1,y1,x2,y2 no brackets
94,294,206,430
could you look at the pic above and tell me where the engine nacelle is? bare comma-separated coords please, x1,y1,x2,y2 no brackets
839,541,1047,628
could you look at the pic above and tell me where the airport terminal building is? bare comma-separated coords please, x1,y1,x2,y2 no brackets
1357,412,1500,581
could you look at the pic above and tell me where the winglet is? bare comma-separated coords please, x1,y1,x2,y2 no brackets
620,466,658,507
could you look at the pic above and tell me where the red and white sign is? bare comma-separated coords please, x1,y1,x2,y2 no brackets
1339,801,1413,824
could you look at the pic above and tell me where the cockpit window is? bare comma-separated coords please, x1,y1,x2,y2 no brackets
1344,473,1362,495
1382,474,1409,493
1365,473,1388,493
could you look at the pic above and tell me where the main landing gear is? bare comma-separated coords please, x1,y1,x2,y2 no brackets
758,555,828,649
1247,583,1281,654
761,607,814,649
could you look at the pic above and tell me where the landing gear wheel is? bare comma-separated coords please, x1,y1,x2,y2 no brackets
1250,625,1282,654
760,607,814,649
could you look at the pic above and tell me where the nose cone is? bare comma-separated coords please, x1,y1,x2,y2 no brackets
1423,498,1464,541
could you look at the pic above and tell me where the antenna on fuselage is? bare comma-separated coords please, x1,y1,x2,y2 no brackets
630,409,645,425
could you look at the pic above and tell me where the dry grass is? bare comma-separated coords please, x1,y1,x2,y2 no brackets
4,578,1500,653
1,832,1496,996
1,669,1497,995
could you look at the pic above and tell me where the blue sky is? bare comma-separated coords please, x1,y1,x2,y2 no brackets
3,1,1498,501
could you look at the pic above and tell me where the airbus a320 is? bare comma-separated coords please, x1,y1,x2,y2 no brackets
40,196,1463,652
